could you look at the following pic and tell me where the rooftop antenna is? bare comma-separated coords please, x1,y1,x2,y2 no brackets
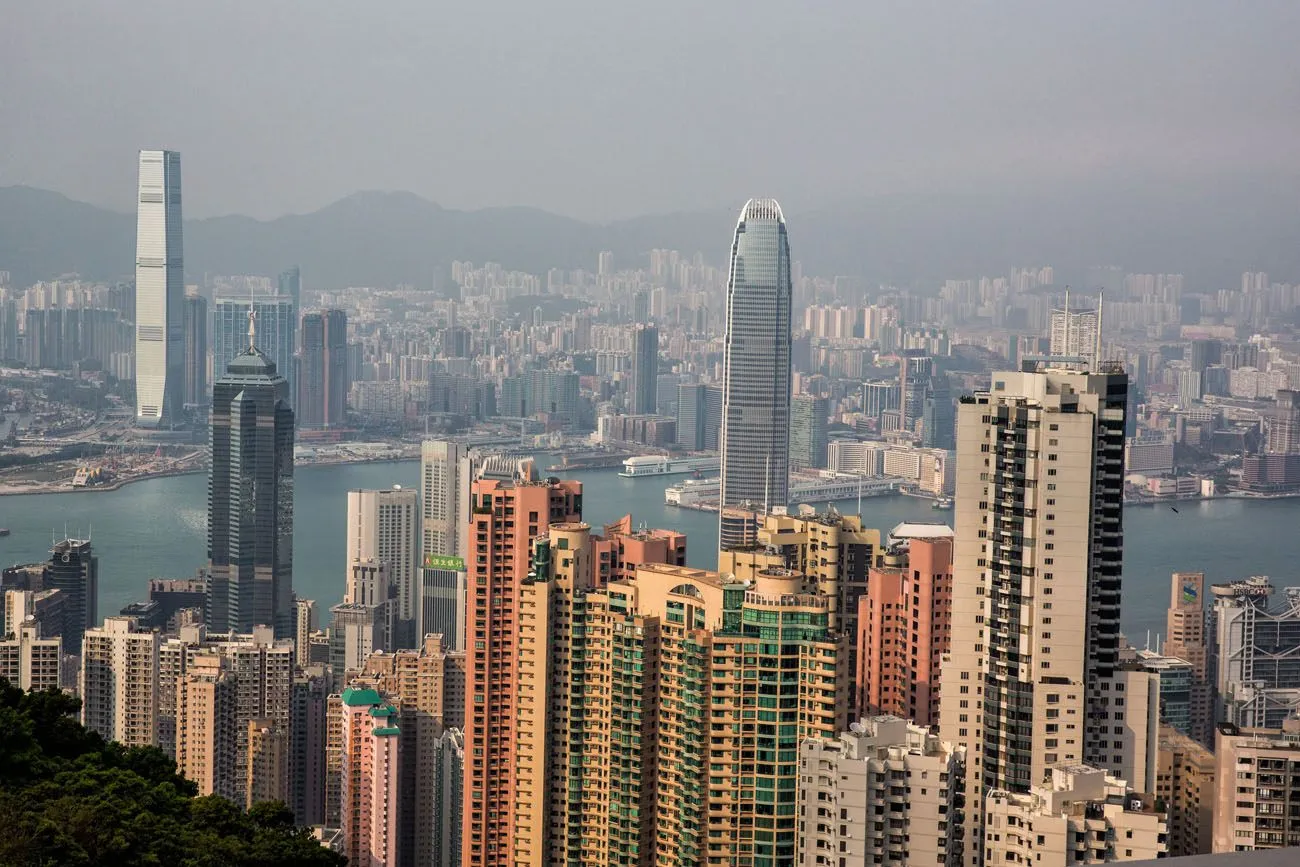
247,305,257,351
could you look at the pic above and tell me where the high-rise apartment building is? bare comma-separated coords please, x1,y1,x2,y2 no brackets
289,664,329,827
80,616,160,747
207,333,295,637
44,537,97,655
340,687,402,867
213,296,298,406
676,382,708,451
462,463,581,867
1212,719,1300,852
718,508,880,710
0,621,63,691
1156,725,1215,857
1047,291,1102,369
347,487,421,642
796,716,965,867
294,597,318,668
629,324,659,414
297,309,349,428
158,624,295,804
857,535,953,726
790,394,830,471
1164,572,1212,745
351,634,466,867
433,728,464,867
176,652,238,799
246,718,289,809
941,364,1138,867
134,149,185,426
720,198,792,513
516,548,847,867
983,766,1166,864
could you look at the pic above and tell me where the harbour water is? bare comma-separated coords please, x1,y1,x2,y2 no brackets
1,458,1297,646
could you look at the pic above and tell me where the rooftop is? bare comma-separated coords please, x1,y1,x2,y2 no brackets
340,686,382,707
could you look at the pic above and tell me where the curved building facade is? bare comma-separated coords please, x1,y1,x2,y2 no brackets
719,198,792,517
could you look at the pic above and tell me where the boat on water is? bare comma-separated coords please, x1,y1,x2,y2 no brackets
932,497,953,510
0,528,10,537
619,455,721,478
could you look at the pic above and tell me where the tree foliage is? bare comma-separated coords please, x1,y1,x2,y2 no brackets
0,679,345,867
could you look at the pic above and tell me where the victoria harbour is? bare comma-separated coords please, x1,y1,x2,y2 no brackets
2,458,1294,646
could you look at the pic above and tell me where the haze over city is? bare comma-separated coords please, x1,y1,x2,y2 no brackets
3,1,1299,221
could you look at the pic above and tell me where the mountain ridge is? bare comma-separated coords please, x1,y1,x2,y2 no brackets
2,175,1299,292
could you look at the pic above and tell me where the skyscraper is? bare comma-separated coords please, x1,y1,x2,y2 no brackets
182,291,208,409
676,382,708,451
462,463,581,867
297,309,349,428
629,324,658,414
940,363,1137,867
45,537,97,655
1048,290,1103,368
719,198,792,514
207,317,295,637
789,393,829,470
277,266,301,309
922,373,956,450
1164,572,1213,746
134,149,185,426
346,487,421,643
419,440,471,649
213,297,298,407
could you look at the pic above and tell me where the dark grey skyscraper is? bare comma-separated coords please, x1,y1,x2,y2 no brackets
921,373,955,451
789,394,829,471
182,292,208,408
207,313,295,637
46,538,97,655
629,324,659,414
719,198,792,513
297,310,347,429
677,383,707,451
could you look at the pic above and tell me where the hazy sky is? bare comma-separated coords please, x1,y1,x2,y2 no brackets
2,1,1297,221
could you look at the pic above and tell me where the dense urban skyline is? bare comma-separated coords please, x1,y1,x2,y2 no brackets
6,9,1300,863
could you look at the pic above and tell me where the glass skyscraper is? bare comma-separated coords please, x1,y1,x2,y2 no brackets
719,198,792,515
134,149,185,426
206,324,296,638
213,297,297,407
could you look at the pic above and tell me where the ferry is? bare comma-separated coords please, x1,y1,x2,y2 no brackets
0,528,10,538
619,455,721,478
932,497,953,510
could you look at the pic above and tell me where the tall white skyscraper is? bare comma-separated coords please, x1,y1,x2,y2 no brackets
1048,290,1102,369
719,198,792,523
346,488,421,637
419,440,471,558
134,149,185,426
418,440,471,649
940,362,1153,867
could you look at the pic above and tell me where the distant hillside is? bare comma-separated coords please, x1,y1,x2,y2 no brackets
3,173,1299,292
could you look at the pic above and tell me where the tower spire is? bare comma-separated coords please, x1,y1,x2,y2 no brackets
247,305,257,351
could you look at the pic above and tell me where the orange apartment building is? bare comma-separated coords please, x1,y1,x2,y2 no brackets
461,463,582,867
856,533,953,726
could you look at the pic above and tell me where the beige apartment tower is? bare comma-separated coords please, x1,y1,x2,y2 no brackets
1156,725,1215,857
796,716,965,867
1212,719,1300,852
939,365,1140,867
80,616,160,748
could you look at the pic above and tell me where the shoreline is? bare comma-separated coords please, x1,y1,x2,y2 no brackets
0,455,422,498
